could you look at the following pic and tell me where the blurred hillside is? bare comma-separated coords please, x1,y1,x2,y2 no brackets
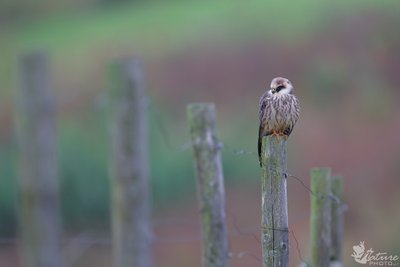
1,1,400,266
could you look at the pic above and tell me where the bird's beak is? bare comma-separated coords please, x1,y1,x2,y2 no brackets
271,88,276,94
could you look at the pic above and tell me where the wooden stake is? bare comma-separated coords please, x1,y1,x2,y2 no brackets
109,57,152,267
16,51,63,267
187,103,229,267
310,168,332,267
261,136,289,267
330,175,344,266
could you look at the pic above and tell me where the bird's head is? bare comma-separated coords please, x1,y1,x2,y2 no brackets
269,77,293,95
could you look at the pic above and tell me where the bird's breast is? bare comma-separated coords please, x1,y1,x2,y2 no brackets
270,95,298,127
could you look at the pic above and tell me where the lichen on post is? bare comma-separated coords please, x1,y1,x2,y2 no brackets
261,136,289,267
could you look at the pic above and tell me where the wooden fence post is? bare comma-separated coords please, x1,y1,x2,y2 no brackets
260,136,289,267
187,103,229,267
310,168,332,267
330,175,344,267
16,51,63,267
109,57,152,267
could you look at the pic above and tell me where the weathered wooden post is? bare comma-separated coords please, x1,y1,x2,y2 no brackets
310,168,332,267
187,103,229,267
330,175,344,267
109,57,152,267
16,51,63,267
260,136,289,267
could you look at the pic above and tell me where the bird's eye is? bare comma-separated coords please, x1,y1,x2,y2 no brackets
276,85,285,92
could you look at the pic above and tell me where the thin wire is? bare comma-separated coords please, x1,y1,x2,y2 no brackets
147,97,174,150
223,143,258,158
285,172,318,197
291,229,311,267
229,211,261,244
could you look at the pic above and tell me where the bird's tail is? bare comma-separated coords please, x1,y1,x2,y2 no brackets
258,125,263,167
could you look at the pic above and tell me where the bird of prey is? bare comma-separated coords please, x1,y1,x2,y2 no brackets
258,77,300,167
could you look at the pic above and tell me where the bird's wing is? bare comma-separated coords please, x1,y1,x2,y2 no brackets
259,91,272,122
290,95,300,128
258,91,273,167
284,95,300,136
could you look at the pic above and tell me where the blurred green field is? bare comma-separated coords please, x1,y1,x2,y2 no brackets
3,0,398,90
1,0,400,241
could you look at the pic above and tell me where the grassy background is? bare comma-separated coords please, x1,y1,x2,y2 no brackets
1,0,400,266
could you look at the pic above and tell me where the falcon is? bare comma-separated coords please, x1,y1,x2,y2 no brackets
258,77,300,167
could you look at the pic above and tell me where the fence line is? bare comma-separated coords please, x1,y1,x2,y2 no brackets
0,176,343,267
8,51,349,267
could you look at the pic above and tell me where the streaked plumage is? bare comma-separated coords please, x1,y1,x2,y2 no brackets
258,77,300,167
